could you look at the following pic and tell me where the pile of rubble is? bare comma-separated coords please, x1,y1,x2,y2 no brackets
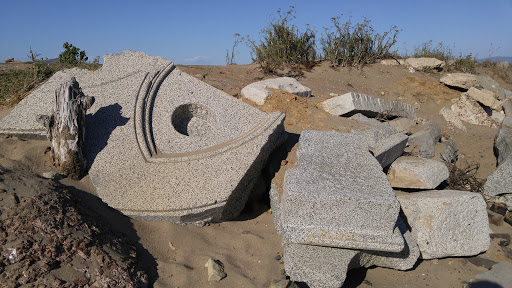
269,126,490,287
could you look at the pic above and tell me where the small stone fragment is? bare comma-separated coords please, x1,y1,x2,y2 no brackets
387,156,449,189
205,258,226,282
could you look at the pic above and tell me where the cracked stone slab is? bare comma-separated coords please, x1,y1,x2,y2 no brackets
281,216,419,288
483,158,512,197
0,50,286,224
241,77,312,105
319,92,416,118
396,190,490,259
275,130,404,252
387,156,449,189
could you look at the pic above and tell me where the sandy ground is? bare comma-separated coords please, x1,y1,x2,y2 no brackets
1,61,511,287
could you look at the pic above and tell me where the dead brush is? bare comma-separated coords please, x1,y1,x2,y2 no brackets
447,159,484,193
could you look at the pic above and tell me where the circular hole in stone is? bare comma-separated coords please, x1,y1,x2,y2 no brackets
171,103,214,137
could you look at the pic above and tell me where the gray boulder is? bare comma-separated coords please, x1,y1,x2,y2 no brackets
350,114,408,168
320,92,416,118
474,261,512,288
396,190,490,259
440,140,459,166
387,156,449,189
467,87,502,111
241,77,312,105
483,158,512,197
440,73,479,90
477,75,506,100
406,121,442,159
494,117,512,166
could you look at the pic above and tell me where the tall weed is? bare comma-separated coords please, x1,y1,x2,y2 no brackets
321,16,400,67
247,7,316,73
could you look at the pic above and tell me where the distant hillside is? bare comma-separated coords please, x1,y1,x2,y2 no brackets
477,56,512,63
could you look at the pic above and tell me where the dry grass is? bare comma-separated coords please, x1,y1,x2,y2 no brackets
447,159,484,193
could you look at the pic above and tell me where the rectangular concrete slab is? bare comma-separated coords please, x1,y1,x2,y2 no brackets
279,130,404,252
319,92,416,118
396,190,490,259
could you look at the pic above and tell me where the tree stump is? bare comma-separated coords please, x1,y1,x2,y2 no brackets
37,77,94,179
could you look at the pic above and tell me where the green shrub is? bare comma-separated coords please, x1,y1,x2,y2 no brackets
247,7,316,73
0,48,58,105
410,41,453,62
452,53,476,73
321,16,400,67
58,42,88,65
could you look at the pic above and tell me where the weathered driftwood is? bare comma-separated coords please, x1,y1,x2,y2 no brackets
37,77,94,179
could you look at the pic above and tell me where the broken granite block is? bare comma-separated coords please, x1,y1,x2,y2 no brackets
241,77,312,105
283,243,359,288
440,73,479,90
406,121,441,159
358,216,420,271
483,158,512,197
440,140,459,166
388,117,417,134
278,130,404,252
450,94,498,128
405,57,445,71
396,190,490,259
467,87,502,111
0,50,286,224
319,92,416,118
387,156,449,189
350,114,408,168
477,75,506,100
281,216,419,288
494,117,512,166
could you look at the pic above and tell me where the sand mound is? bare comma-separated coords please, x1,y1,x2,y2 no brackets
0,164,148,287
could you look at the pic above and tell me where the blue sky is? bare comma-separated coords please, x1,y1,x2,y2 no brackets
1,0,511,65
